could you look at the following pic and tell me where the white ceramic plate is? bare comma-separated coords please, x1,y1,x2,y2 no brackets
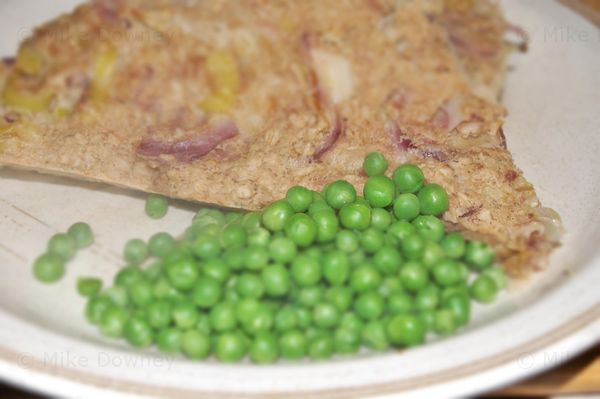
1,1,599,398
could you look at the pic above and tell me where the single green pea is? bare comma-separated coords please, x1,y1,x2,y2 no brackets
313,209,339,243
400,262,429,292
464,241,495,270
373,246,403,275
296,287,323,308
412,215,445,242
250,332,279,364
364,175,395,208
360,228,385,253
469,275,498,303
348,249,366,266
104,285,129,307
143,261,163,281
202,258,230,283
363,151,389,177
215,332,247,362
387,292,414,315
443,292,471,326
432,259,463,287
220,224,247,248
261,264,291,297
210,302,238,332
196,313,212,336
440,233,466,259
268,237,297,264
145,194,168,219
286,186,313,212
152,277,180,301
387,220,417,245
166,258,199,291
304,246,323,260
275,306,298,332
378,276,404,298
262,200,295,232
294,306,313,329
77,277,103,297
370,208,392,231
291,255,321,287
350,264,382,293
99,305,129,338
308,201,334,217
322,250,350,286
483,266,507,290
325,287,354,312
334,327,361,354
400,233,426,260
339,202,371,231
243,246,270,271
146,232,175,258
386,314,425,347
156,328,182,353
417,184,449,216
393,194,420,221
85,295,113,324
325,180,357,209
354,291,385,321
192,277,223,308
67,222,94,249
33,253,65,283
128,279,154,307
242,212,262,231
312,303,341,329
223,248,246,271
47,233,76,261
172,300,199,329
280,330,307,360
285,213,318,247
422,242,446,268
181,329,211,359
392,164,424,194
123,239,148,265
434,309,457,336
415,285,440,311
193,234,221,260
308,335,334,360
146,300,171,329
419,309,436,332
235,273,265,299
235,298,262,325
339,312,364,332
362,320,389,351
336,230,359,253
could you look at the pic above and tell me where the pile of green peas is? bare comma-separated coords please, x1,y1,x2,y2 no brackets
80,152,505,363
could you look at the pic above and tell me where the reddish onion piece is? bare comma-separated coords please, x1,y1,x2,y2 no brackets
138,119,239,163
312,110,344,161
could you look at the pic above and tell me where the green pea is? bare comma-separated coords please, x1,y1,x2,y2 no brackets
223,248,245,270
77,277,103,297
422,242,446,268
291,255,321,287
243,246,270,271
322,250,350,286
360,228,384,253
146,300,171,329
100,305,129,338
336,230,359,253
417,184,449,216
440,233,466,259
350,264,381,293
295,306,313,329
443,293,471,326
143,261,163,281
400,262,429,292
339,202,371,231
483,266,507,290
128,279,153,307
362,320,389,351
166,258,199,291
296,287,323,308
434,309,457,336
325,287,354,312
387,292,414,315
181,329,211,359
193,234,221,260
262,200,295,232
235,273,264,299
308,201,334,217
156,328,182,353
363,175,395,208
313,303,341,329
250,332,279,364
386,314,425,347
261,264,291,297
215,332,247,362
172,300,199,329
370,208,392,231
286,186,313,212
308,335,334,360
280,330,307,360
339,312,364,332
400,233,426,260
210,302,237,332
419,309,436,332
220,224,247,248
33,253,65,283
196,313,212,335
123,239,148,265
192,277,223,308
432,259,463,287
354,291,385,321
67,222,94,249
313,209,339,243
104,285,129,307
152,277,179,300
464,241,495,270
325,180,357,209
242,212,262,230
334,327,361,354
393,194,420,221
392,164,424,194
412,215,445,242
470,275,498,303
268,237,297,264
145,194,169,219
202,258,230,283
415,285,440,311
378,276,404,298
275,306,298,332
363,151,389,177
387,220,417,245
285,213,318,247
348,249,366,266
373,246,402,275
47,233,76,261
85,295,112,324
235,298,262,325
